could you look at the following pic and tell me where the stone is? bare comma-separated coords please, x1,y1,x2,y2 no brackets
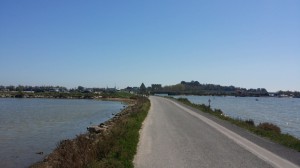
87,126,105,133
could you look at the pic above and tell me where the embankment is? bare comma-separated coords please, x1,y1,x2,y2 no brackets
31,96,150,168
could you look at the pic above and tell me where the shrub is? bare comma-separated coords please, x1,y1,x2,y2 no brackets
130,96,138,100
245,119,255,126
214,109,223,115
257,122,281,134
15,92,25,98
177,98,190,103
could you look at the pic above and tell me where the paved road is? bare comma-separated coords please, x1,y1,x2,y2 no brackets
134,96,299,168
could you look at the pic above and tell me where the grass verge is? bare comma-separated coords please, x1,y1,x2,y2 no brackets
176,97,300,152
88,97,150,168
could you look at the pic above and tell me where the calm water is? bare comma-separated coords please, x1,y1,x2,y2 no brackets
0,98,124,168
174,96,300,139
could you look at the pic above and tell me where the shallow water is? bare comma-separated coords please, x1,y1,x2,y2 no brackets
174,96,300,139
0,98,124,168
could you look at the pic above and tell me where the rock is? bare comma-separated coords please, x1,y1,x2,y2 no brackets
36,152,44,155
87,126,105,133
100,124,107,129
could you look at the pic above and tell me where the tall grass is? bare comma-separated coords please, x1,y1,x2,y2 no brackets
177,98,300,152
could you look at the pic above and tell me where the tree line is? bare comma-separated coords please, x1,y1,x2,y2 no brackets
150,81,269,97
0,85,114,93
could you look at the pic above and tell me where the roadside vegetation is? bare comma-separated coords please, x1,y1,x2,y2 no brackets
88,97,149,168
31,96,150,168
101,91,137,99
176,97,300,152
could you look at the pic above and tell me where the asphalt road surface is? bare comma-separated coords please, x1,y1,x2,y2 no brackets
134,96,300,168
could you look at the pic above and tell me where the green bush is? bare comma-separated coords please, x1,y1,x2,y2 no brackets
245,119,255,126
257,122,281,134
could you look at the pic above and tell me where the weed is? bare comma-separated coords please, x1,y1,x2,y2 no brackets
257,122,281,134
245,119,255,126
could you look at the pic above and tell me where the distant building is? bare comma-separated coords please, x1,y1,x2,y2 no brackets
105,86,117,93
84,88,93,93
23,91,35,93
49,88,60,92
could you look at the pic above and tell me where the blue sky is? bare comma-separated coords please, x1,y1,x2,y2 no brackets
0,0,299,91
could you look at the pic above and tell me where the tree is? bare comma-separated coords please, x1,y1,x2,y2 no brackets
16,85,24,92
140,83,147,95
6,85,15,91
77,86,85,92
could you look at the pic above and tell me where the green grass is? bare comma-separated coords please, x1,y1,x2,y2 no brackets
87,97,150,168
176,97,300,152
101,91,137,99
